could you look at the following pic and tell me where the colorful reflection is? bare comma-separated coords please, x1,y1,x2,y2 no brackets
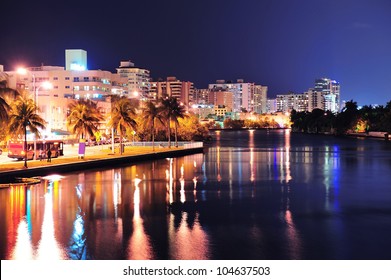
37,189,65,259
1,130,390,260
127,178,154,259
11,218,33,259
6,177,67,260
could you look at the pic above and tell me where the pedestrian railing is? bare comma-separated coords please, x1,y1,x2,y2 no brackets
123,141,203,148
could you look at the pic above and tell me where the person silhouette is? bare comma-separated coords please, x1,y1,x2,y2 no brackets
47,146,52,162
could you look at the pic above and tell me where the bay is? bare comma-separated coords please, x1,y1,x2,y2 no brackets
1,129,391,260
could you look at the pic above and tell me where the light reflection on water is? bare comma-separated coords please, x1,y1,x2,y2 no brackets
127,178,154,260
1,130,391,260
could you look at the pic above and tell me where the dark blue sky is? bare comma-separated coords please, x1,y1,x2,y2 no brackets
1,0,391,105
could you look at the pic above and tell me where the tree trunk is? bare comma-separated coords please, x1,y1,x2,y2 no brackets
151,121,155,152
119,129,123,155
24,125,28,168
174,122,178,147
167,117,171,148
111,128,115,154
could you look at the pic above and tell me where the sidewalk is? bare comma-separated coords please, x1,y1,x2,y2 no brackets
0,146,169,172
0,145,204,182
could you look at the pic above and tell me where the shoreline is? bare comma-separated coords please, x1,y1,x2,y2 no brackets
0,146,204,184
208,127,286,131
289,129,389,140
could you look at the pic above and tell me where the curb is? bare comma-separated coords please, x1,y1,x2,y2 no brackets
0,147,204,181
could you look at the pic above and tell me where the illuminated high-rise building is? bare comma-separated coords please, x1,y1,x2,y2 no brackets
314,78,340,113
151,77,194,108
208,79,255,113
253,85,268,114
116,60,151,99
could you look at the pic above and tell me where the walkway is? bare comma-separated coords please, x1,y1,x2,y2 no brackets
0,144,204,182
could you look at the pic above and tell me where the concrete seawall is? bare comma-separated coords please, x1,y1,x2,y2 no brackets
0,147,204,182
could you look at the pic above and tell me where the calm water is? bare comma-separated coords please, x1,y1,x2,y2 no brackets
1,130,391,260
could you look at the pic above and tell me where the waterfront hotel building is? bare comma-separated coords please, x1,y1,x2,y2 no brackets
2,49,128,139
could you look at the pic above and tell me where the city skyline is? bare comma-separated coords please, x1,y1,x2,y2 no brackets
1,0,391,106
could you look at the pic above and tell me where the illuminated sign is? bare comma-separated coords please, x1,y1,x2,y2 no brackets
70,63,86,71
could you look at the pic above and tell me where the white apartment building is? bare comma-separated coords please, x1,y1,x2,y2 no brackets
5,65,127,138
267,98,278,113
254,85,268,114
208,79,253,113
307,89,324,112
116,60,150,99
208,79,267,113
276,93,294,112
276,92,309,113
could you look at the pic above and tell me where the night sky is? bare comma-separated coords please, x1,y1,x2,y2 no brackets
1,0,391,106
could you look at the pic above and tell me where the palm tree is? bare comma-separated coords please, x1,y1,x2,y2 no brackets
160,96,187,148
109,96,137,155
0,78,20,123
142,101,164,151
67,99,103,141
8,97,46,168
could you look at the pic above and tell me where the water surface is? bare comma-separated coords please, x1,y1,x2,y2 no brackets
1,130,391,259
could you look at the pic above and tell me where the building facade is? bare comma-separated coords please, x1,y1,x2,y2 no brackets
5,64,127,138
253,85,268,114
208,79,252,113
192,88,210,105
273,78,340,113
65,49,87,71
208,89,234,110
116,60,151,99
150,77,194,108
267,98,278,113
314,78,340,113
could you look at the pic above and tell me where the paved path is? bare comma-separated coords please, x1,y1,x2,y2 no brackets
0,144,183,172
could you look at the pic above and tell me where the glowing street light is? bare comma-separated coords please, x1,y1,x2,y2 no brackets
16,67,53,160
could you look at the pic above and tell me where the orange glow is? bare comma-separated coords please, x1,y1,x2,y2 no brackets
37,192,66,259
16,67,28,75
127,179,154,259
11,219,33,260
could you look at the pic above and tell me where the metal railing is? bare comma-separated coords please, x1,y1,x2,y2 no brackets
122,141,203,148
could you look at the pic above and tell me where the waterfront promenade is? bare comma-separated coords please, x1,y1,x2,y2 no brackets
0,143,204,182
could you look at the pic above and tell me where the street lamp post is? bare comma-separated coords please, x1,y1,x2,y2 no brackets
17,68,52,160
34,81,53,159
